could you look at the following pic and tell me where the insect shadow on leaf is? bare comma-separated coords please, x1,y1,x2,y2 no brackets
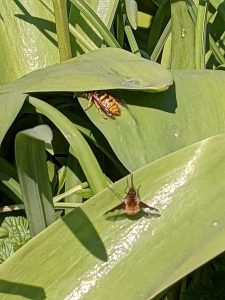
105,174,160,221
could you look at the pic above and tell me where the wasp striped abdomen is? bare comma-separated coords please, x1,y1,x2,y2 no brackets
82,91,121,118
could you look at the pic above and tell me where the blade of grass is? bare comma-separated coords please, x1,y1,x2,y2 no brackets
116,1,125,48
209,35,225,64
68,0,120,48
186,0,225,65
39,0,97,51
28,96,107,194
53,182,91,203
15,125,56,237
195,0,209,69
161,31,172,68
150,19,171,61
124,24,141,56
171,0,195,68
0,158,22,203
125,0,138,30
0,173,22,204
52,0,72,61
147,0,170,55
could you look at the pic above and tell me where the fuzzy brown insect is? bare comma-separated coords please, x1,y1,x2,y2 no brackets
105,174,158,216
82,91,121,118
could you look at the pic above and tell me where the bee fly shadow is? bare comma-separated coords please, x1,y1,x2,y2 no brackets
105,210,161,222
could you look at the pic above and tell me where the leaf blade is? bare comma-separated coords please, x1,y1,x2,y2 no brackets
1,134,225,299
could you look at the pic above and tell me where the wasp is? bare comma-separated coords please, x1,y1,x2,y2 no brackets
105,174,158,216
82,91,121,118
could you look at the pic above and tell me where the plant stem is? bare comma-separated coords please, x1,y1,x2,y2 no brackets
52,0,72,61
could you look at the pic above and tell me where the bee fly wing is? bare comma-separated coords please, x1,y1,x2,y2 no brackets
139,201,158,212
104,203,124,214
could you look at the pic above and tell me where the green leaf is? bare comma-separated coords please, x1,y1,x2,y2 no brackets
0,157,22,203
147,0,170,56
69,0,120,48
28,97,107,194
0,228,9,239
1,134,225,299
15,125,56,236
0,171,22,204
125,0,138,30
0,93,26,144
124,24,141,56
0,0,59,85
0,48,173,94
1,216,30,248
171,0,195,68
0,240,14,264
195,0,208,69
69,0,119,53
79,69,225,171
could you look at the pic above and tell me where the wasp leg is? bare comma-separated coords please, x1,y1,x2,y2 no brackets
84,98,94,112
94,100,108,119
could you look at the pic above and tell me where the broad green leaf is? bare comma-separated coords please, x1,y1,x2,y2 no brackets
0,48,173,94
0,93,26,144
15,125,56,236
1,134,225,299
0,0,59,85
79,69,225,171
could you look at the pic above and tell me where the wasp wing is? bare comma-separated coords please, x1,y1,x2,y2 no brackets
139,201,158,212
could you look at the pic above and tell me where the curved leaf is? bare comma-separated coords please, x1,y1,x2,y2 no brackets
0,48,173,94
28,97,107,194
15,125,56,236
79,69,225,171
1,134,225,299
0,93,26,144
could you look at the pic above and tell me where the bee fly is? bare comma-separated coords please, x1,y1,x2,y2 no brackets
105,174,158,216
81,90,121,118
